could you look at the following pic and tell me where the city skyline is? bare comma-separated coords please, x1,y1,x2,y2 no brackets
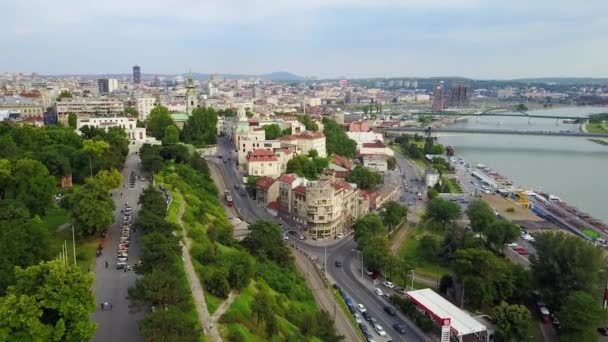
2,0,608,78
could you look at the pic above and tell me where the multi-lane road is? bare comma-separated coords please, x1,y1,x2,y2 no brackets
213,136,432,341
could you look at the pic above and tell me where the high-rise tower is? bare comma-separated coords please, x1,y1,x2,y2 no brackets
432,83,444,112
133,65,141,84
185,71,197,115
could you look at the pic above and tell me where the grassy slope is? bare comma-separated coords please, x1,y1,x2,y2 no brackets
397,226,450,281
158,164,330,341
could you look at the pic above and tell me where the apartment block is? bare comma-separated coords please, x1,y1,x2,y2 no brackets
280,131,327,157
55,98,124,124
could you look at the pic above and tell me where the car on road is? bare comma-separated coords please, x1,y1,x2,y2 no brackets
383,280,395,288
334,260,342,267
507,242,518,247
381,293,391,301
362,311,371,321
374,324,387,336
337,232,344,238
364,268,374,276
395,286,406,294
116,261,127,269
383,306,396,316
357,304,367,313
393,323,407,334
518,249,529,256
374,287,384,296
353,312,363,323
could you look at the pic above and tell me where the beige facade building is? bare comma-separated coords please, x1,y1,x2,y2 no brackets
0,96,44,117
304,180,359,239
55,98,124,124
247,149,280,177
255,176,279,207
136,97,156,121
76,116,147,142
280,131,327,157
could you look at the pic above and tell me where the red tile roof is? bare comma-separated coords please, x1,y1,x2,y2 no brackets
278,174,297,184
362,140,386,148
293,185,307,194
247,149,278,162
349,121,370,132
331,182,352,192
280,132,324,141
256,176,276,190
332,155,353,169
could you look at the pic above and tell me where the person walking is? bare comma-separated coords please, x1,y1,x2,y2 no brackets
105,260,108,268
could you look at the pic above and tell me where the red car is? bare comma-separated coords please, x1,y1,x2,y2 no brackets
518,249,529,255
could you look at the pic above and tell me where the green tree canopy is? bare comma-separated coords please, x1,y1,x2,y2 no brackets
124,107,139,118
298,114,318,131
380,201,408,232
0,260,97,342
181,107,218,146
67,112,78,128
286,155,328,180
147,106,174,139
558,291,606,341
353,214,385,242
346,166,382,190
322,118,357,158
163,125,180,145
4,159,56,216
139,307,199,342
263,124,283,140
530,232,605,308
484,221,519,252
63,177,115,236
95,168,122,190
492,302,533,342
242,220,292,266
424,197,462,229
466,200,496,233
58,90,72,99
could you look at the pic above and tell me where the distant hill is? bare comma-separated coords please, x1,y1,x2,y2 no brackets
260,71,304,81
511,78,608,85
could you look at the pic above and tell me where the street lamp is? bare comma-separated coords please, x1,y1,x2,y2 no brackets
409,269,415,291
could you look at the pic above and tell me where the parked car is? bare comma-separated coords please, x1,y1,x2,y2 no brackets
364,268,374,276
334,260,342,267
384,306,396,316
518,249,529,256
362,311,371,322
383,280,395,289
374,287,384,296
393,323,407,334
381,293,391,301
354,312,363,324
357,304,367,313
395,286,407,294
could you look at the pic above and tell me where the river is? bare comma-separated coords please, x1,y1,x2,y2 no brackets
436,106,608,222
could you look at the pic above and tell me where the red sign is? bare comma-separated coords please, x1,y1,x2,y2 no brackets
442,318,451,326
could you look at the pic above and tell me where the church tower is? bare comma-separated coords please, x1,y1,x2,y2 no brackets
186,71,198,115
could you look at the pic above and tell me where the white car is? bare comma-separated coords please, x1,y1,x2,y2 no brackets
507,242,518,248
357,303,367,313
374,288,384,296
337,232,344,238
374,324,387,336
353,312,362,323
383,280,395,289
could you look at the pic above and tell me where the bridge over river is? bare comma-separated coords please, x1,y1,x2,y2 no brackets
384,127,608,138
414,111,589,120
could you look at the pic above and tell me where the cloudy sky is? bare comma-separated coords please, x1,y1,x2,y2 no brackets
2,0,607,78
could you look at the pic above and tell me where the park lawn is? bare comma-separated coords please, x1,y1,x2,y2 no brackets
586,122,608,133
205,292,222,315
37,207,99,271
398,227,450,281
442,177,463,193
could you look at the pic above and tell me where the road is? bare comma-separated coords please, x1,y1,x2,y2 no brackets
212,136,432,342
92,144,146,342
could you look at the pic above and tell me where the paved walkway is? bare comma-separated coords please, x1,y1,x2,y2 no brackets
173,191,219,341
210,291,237,322
92,145,146,342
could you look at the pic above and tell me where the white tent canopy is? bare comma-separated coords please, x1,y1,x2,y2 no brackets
407,288,487,338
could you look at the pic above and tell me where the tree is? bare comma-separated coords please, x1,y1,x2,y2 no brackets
139,232,182,273
424,197,462,228
530,232,604,308
322,118,357,158
380,201,408,231
286,155,322,180
95,168,122,190
298,114,318,131
361,235,390,273
405,143,423,159
251,287,273,325
353,214,385,242
242,220,292,266
484,221,519,252
139,307,198,342
63,177,115,236
0,260,97,342
147,106,174,139
124,107,139,118
466,200,496,233
163,125,180,145
128,269,189,307
67,112,78,128
387,157,396,170
558,291,605,341
206,268,230,298
263,124,283,140
0,200,50,294
492,302,533,342
347,166,382,190
4,159,56,216
419,235,440,262
82,139,110,177
427,188,439,200
181,107,218,146
58,90,72,99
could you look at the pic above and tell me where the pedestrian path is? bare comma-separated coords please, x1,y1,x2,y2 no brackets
174,191,221,341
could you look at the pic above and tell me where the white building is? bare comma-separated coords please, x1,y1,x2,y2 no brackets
346,131,384,149
362,154,388,172
76,116,147,142
280,132,327,157
136,97,156,121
